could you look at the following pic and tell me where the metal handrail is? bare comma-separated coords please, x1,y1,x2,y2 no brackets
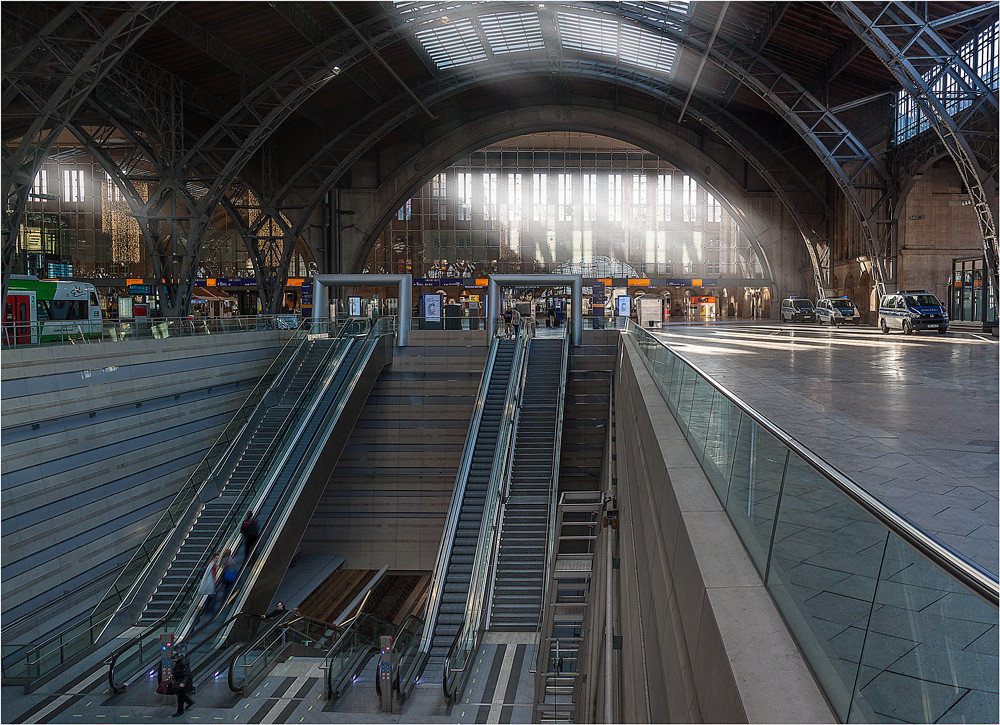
443,320,530,700
102,320,323,614
0,314,300,349
222,318,394,628
102,324,359,691
625,320,998,604
4,319,320,688
228,612,340,693
403,328,503,683
532,330,572,640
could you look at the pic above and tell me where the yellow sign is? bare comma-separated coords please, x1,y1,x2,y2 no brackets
206,278,217,287
287,278,304,287
691,279,703,287
475,278,489,287
628,279,650,286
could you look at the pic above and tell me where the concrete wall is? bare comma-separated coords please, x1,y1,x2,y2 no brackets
1,331,290,643
300,330,488,570
897,159,985,303
612,335,834,723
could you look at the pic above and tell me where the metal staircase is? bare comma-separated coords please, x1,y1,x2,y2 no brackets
427,339,516,666
138,338,346,625
491,337,568,629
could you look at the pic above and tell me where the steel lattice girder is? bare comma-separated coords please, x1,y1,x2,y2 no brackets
825,1,999,288
73,103,299,316
261,57,832,293
333,1,889,291
1,1,174,299
583,1,893,294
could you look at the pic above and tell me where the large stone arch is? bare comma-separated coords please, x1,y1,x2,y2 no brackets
337,105,811,304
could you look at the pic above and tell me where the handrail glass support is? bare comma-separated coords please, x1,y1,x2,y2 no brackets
400,328,504,694
624,321,998,724
102,320,386,693
2,320,325,691
443,321,531,701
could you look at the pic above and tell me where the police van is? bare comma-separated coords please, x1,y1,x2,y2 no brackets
816,297,861,326
878,290,948,334
780,296,816,322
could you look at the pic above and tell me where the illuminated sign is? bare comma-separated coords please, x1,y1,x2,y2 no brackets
627,279,651,286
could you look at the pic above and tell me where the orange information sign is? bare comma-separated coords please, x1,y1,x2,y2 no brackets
597,279,612,286
691,278,703,287
287,278,304,287
475,278,489,287
627,279,650,286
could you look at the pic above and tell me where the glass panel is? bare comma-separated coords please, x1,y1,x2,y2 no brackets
850,535,999,723
685,375,715,465
724,419,786,573
702,392,741,501
674,365,698,436
766,454,888,722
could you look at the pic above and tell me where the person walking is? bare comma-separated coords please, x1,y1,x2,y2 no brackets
219,549,238,603
193,555,219,625
170,653,194,717
240,511,259,567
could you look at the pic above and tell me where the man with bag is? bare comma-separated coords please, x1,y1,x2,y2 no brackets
170,652,194,717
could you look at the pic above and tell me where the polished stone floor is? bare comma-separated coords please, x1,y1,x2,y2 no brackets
650,320,999,575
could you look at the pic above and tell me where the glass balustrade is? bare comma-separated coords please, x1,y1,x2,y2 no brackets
625,321,998,724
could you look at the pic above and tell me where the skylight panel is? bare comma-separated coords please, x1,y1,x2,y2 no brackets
480,12,545,55
415,17,488,69
394,2,487,26
558,12,620,56
618,24,678,74
557,11,679,76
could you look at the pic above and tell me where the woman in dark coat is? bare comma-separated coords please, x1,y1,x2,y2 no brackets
171,653,194,717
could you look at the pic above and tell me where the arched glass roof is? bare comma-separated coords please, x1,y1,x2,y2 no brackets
393,1,690,74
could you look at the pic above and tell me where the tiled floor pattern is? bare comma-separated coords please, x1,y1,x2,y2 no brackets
651,321,998,574
6,634,537,725
641,321,998,722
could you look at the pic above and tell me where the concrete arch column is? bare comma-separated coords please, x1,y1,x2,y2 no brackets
337,105,808,308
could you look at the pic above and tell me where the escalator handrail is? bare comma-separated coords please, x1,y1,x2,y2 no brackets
144,328,355,634
227,611,339,692
443,321,530,700
534,332,571,636
106,611,259,693
180,325,378,655
103,327,356,690
409,333,503,663
324,612,394,699
98,320,321,620
392,615,425,700
220,318,394,634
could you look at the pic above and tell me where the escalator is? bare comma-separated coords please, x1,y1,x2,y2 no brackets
491,335,569,629
105,319,393,693
139,337,349,625
427,338,516,668
227,611,342,696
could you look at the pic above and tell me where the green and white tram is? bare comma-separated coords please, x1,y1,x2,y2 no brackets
3,275,103,345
